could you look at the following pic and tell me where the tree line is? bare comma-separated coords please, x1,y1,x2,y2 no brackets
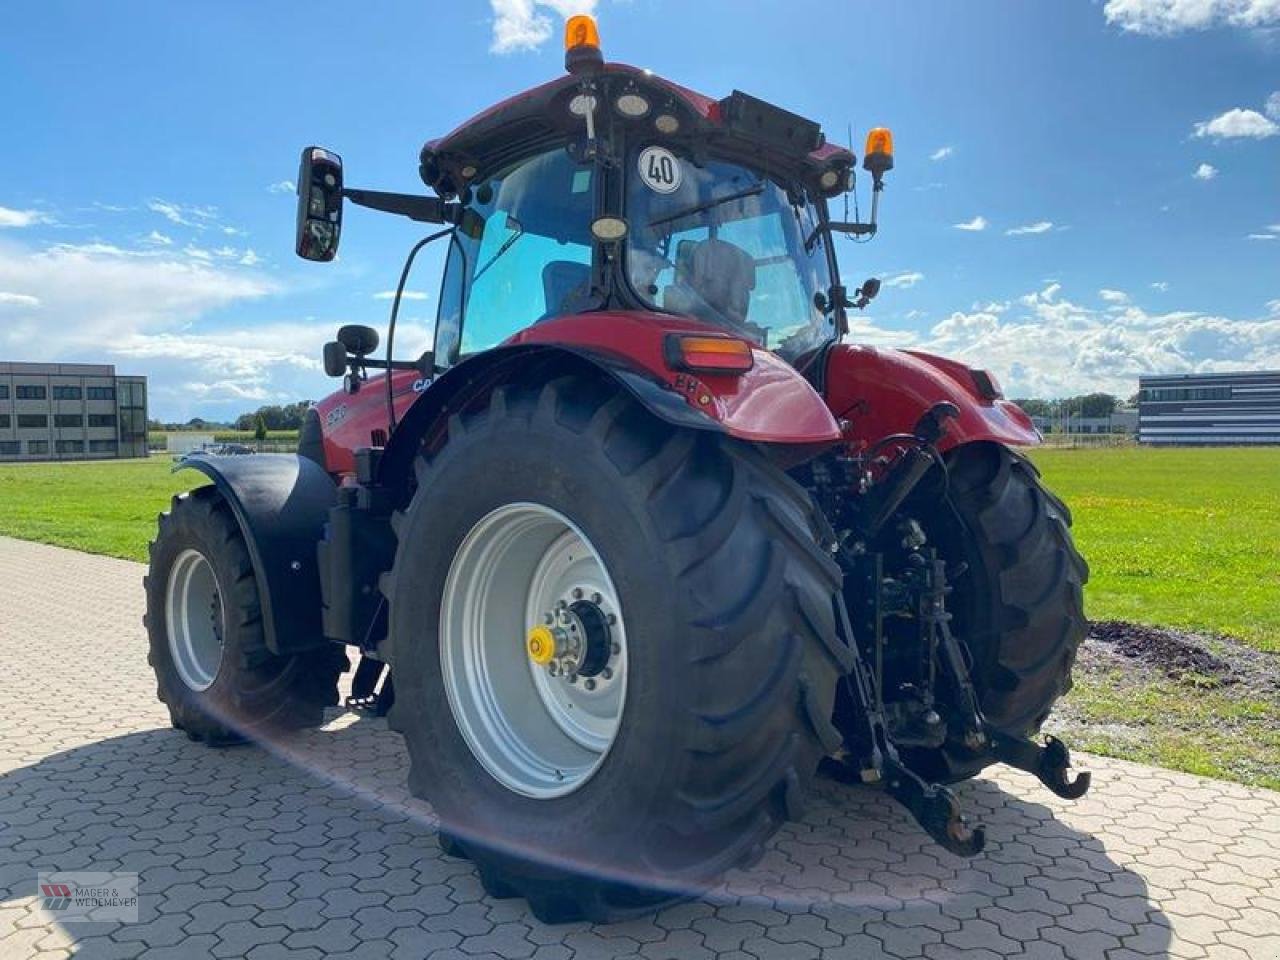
1009,393,1124,419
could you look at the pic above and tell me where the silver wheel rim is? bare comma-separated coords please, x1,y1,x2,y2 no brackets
165,548,225,692
440,503,628,798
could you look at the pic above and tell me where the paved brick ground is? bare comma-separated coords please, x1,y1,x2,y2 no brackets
0,535,1277,960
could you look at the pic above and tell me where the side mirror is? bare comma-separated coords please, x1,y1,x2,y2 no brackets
322,341,348,377
295,147,344,262
850,277,881,311
337,324,378,358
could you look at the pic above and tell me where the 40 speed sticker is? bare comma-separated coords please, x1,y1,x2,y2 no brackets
638,146,682,194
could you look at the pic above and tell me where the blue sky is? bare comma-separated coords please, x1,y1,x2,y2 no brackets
2,0,1277,420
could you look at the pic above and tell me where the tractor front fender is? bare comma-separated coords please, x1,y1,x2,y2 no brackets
377,335,841,488
823,345,1040,451
176,453,337,655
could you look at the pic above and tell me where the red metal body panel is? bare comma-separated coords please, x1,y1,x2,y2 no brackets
508,312,841,444
313,334,1035,479
313,370,423,477
823,345,1040,452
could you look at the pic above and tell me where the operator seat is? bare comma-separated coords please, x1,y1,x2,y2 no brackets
662,237,756,328
540,260,593,319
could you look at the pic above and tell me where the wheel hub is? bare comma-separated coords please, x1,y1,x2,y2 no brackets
527,599,614,681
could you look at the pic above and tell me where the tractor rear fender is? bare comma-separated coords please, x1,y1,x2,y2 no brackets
175,454,337,656
823,345,1040,451
377,325,842,488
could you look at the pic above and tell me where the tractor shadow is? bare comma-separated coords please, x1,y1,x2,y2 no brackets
0,713,1172,959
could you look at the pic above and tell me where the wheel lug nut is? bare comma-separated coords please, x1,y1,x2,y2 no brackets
584,678,596,691
567,673,578,684
591,592,602,604
543,613,554,625
572,588,583,600
610,641,621,655
607,614,617,626
602,668,612,680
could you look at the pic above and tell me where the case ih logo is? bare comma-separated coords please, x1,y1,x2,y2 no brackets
40,883,72,910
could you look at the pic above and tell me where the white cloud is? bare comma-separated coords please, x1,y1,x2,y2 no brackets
268,180,296,194
1104,0,1280,34
373,290,430,300
1100,288,1131,304
0,206,50,229
1193,108,1279,139
953,215,988,232
1248,233,1277,240
883,271,923,289
929,146,953,161
1151,281,1170,292
144,230,173,246
1193,162,1219,180
147,198,221,228
927,282,1280,397
490,0,595,54
0,236,281,415
0,291,40,307
1268,298,1280,316
1005,221,1054,236
239,248,262,267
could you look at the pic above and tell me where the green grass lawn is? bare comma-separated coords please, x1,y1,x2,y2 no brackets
0,447,1277,647
1029,446,1280,653
0,458,205,562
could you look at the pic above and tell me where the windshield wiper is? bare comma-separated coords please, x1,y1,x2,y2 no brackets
648,182,765,229
473,215,524,283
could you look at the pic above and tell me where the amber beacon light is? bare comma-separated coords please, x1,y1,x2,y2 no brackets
565,14,603,74
863,127,895,182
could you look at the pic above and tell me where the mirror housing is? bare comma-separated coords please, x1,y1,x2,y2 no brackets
296,147,344,262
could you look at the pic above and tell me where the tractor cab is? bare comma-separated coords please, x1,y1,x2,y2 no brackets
298,14,893,416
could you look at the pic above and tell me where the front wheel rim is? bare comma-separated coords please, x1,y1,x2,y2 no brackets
165,548,225,692
440,503,628,799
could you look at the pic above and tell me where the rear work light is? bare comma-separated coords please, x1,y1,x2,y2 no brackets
664,334,755,374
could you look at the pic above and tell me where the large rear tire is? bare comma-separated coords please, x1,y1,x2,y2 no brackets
905,442,1088,782
382,376,850,922
144,488,347,744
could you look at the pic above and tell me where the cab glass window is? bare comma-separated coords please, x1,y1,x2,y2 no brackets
435,147,595,364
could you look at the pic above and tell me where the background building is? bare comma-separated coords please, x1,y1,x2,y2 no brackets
1138,371,1280,445
0,362,148,461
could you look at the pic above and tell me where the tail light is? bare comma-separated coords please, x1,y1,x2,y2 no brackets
664,334,755,374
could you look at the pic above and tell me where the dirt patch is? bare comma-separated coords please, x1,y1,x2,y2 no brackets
1083,620,1279,695
1089,620,1233,685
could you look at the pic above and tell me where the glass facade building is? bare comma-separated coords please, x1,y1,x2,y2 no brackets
0,362,148,461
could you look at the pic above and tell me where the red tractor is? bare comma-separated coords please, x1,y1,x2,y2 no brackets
145,16,1089,922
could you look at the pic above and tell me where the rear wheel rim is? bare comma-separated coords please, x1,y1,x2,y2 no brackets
440,503,628,799
165,548,225,692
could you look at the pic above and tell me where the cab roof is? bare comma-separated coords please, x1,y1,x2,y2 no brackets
418,62,853,200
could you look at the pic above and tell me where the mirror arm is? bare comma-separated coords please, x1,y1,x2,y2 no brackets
343,188,460,225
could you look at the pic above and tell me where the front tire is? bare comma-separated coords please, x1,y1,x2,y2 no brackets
145,488,347,744
382,377,849,922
